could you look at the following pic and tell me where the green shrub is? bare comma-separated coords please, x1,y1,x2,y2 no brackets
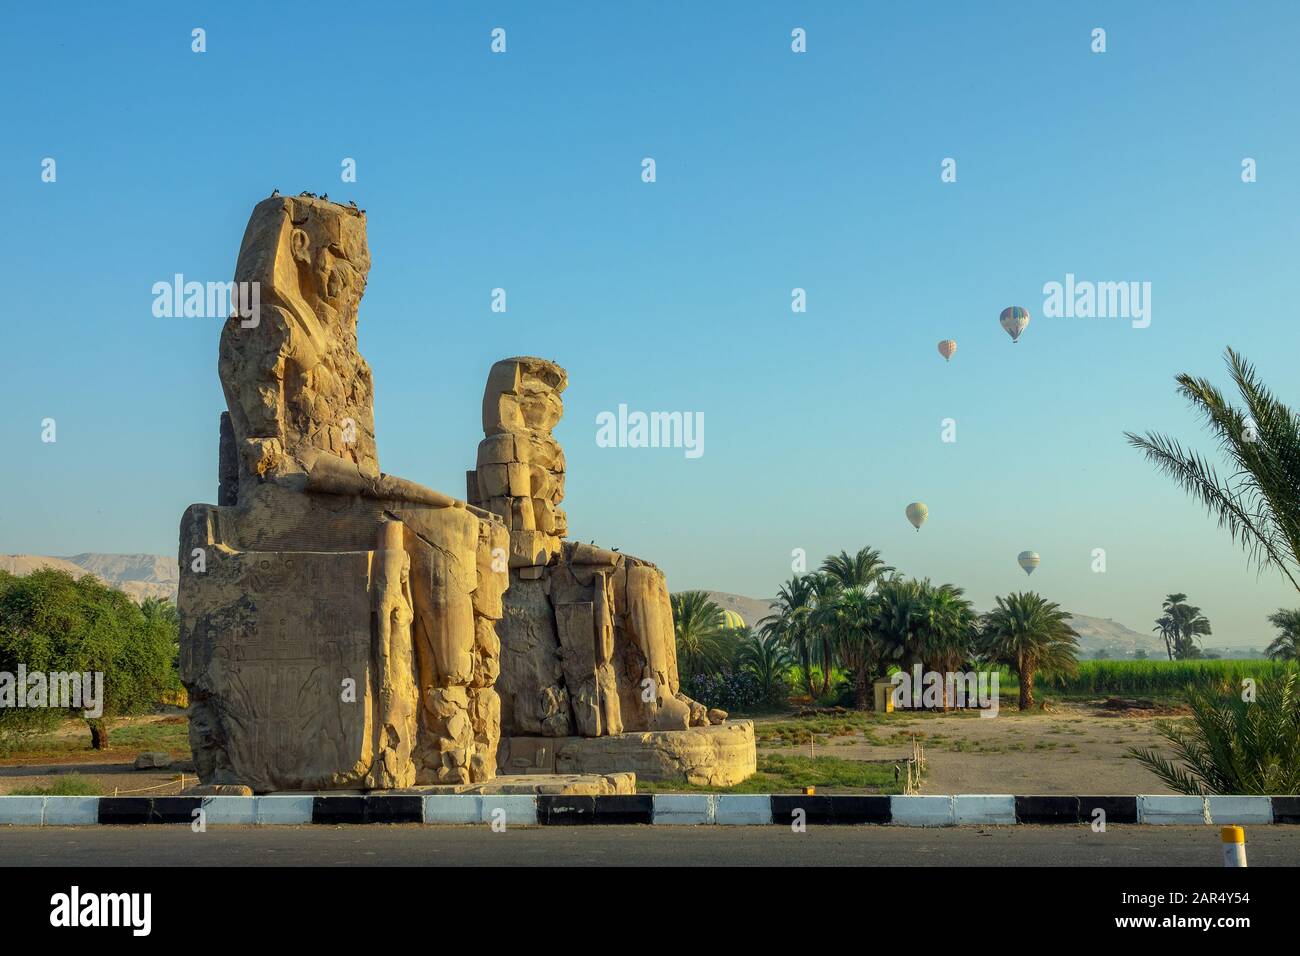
0,569,179,750
1128,666,1300,794
10,773,103,796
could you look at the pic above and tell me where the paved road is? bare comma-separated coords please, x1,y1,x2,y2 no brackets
3,824,1298,866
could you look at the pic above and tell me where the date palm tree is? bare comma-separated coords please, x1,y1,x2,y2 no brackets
815,547,894,700
1266,609,1300,661
1156,593,1212,660
1128,667,1300,794
866,575,929,674
980,592,1080,710
821,547,893,592
916,582,978,708
734,628,793,705
822,585,882,709
759,575,818,699
1126,348,1300,594
807,572,843,697
670,591,730,681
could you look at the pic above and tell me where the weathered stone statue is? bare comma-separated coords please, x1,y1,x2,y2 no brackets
469,358,757,786
179,196,754,793
179,195,508,792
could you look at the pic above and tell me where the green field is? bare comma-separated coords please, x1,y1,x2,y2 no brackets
1002,659,1293,697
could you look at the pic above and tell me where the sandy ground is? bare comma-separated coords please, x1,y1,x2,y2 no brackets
755,701,1182,794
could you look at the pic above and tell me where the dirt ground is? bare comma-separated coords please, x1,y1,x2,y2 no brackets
755,701,1182,794
0,714,193,796
2,703,1184,796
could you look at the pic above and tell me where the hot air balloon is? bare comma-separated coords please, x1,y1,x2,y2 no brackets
1000,306,1030,343
721,609,745,630
1017,551,1040,576
937,339,957,362
905,502,928,532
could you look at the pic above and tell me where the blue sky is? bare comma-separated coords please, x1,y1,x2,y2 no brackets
2,2,1298,646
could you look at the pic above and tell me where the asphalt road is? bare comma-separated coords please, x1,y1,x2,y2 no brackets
3,824,1298,866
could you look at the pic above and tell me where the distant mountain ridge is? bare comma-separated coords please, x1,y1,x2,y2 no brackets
0,554,178,603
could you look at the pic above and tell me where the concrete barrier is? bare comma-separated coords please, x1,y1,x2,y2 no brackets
652,794,715,825
890,795,955,827
714,794,772,825
254,796,314,825
41,797,100,826
954,794,1017,825
0,796,45,826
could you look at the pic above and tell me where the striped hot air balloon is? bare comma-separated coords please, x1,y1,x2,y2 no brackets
905,502,928,532
1017,551,1040,576
1000,306,1030,343
721,609,745,630
937,339,957,362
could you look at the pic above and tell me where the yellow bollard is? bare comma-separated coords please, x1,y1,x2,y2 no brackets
1221,826,1247,867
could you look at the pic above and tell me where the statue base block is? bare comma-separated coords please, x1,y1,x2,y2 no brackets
500,721,757,788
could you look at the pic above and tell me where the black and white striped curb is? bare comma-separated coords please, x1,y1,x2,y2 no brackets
1,794,1297,826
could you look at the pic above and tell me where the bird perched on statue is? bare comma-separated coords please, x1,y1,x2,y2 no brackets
271,188,279,197
321,193,329,201
348,200,358,209
299,191,317,198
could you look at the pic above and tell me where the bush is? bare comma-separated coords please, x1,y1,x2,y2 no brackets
0,569,179,750
1128,666,1300,794
682,671,777,713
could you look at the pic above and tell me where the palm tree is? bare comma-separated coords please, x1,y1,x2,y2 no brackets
807,573,843,696
821,547,893,591
1128,667,1300,794
1153,594,1183,661
980,592,1080,710
734,628,793,705
916,582,978,702
866,575,929,673
1156,593,1212,660
823,585,881,709
1174,606,1212,659
1126,348,1300,594
670,591,731,680
758,575,818,699
1266,609,1300,661
815,547,894,701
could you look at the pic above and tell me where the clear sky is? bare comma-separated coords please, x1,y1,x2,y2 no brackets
2,2,1298,646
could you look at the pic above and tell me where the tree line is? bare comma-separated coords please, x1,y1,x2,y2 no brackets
673,547,1081,712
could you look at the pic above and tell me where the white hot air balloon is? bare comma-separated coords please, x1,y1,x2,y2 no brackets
1000,306,1030,343
1017,551,1040,576
937,339,957,362
905,502,928,532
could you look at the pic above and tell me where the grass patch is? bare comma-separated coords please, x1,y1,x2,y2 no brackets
0,716,190,760
9,773,103,796
754,712,888,747
640,754,904,795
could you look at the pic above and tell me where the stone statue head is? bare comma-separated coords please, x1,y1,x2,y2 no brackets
221,196,379,485
482,357,567,436
234,195,370,342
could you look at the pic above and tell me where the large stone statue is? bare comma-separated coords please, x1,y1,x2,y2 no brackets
179,195,508,792
179,196,754,793
469,358,756,786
